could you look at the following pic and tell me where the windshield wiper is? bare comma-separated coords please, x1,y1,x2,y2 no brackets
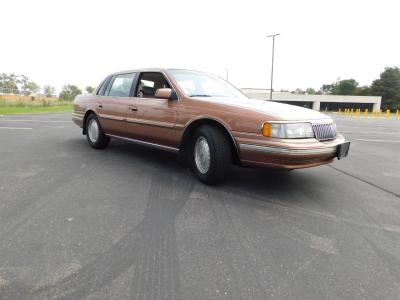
189,94,212,97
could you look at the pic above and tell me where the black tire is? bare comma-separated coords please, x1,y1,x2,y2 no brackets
85,113,110,149
191,125,232,185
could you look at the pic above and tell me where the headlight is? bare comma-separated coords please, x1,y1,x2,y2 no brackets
262,122,314,139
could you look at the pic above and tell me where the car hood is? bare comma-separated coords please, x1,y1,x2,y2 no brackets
196,97,331,121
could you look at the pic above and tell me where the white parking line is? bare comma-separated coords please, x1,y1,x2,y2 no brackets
0,126,33,130
0,119,70,123
340,131,400,135
355,138,400,143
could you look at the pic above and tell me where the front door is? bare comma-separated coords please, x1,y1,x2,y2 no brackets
97,72,136,137
125,72,178,148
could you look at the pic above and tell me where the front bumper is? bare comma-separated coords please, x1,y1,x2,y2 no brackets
236,133,348,169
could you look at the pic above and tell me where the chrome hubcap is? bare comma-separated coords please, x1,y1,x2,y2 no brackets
194,136,211,174
88,119,99,143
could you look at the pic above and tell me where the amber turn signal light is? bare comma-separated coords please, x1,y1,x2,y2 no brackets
262,123,272,137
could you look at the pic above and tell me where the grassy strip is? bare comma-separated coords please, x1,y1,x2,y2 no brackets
0,103,73,115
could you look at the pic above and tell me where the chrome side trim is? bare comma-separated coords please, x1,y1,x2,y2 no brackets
240,143,336,156
175,123,185,130
99,114,125,121
107,134,179,153
72,116,83,121
72,112,84,119
126,117,175,128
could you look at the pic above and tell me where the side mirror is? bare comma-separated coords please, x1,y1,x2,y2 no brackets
155,88,172,99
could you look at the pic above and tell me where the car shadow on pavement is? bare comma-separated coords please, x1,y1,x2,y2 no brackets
65,136,329,209
103,138,322,206
66,136,319,204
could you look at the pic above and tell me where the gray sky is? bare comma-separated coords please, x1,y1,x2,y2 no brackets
1,0,399,93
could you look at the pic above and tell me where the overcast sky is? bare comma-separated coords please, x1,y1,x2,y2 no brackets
1,0,399,93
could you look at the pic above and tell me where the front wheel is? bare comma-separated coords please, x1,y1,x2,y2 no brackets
192,125,231,185
86,114,110,149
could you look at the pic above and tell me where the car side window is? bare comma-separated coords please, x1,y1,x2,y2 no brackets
107,73,136,97
137,72,171,98
97,76,112,96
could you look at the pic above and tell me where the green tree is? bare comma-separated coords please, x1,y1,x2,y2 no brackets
355,86,371,96
291,88,305,94
0,73,19,93
306,88,317,95
332,79,359,95
370,67,400,109
19,75,29,92
43,85,56,97
85,86,94,94
320,84,333,94
23,81,40,94
59,84,82,101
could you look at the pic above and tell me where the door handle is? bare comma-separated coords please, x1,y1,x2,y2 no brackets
129,106,137,112
98,104,103,109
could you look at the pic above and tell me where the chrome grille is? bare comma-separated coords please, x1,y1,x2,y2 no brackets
312,123,337,141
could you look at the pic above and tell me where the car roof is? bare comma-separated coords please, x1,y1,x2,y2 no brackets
110,68,201,76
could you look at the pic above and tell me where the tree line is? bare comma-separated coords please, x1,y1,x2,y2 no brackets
0,73,94,101
299,67,400,110
2,67,400,108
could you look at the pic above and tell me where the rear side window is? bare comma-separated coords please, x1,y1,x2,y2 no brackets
107,73,136,97
97,76,112,96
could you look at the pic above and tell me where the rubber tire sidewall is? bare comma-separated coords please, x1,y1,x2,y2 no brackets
86,114,110,149
192,125,231,185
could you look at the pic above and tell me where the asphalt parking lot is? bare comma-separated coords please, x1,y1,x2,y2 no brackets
0,112,399,300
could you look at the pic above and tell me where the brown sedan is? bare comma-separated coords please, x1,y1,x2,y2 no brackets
72,69,350,184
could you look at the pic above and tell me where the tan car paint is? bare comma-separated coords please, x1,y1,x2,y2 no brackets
73,68,346,169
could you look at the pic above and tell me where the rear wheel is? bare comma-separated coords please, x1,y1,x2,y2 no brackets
86,114,110,149
192,125,231,184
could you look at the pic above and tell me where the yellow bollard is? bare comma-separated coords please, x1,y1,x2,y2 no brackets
397,109,399,117
379,110,382,117
338,108,341,115
365,108,368,117
386,109,390,118
351,108,354,117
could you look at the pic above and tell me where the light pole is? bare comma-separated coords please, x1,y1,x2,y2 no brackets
224,69,229,81
267,33,280,101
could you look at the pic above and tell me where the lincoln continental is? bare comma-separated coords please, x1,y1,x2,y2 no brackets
72,69,350,184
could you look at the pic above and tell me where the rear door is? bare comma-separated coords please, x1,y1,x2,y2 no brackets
97,72,137,136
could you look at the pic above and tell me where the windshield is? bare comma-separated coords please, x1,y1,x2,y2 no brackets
168,69,248,99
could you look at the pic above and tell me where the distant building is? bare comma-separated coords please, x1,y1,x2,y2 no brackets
241,89,381,112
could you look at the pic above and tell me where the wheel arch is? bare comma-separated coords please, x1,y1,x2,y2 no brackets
179,117,241,165
82,109,96,134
